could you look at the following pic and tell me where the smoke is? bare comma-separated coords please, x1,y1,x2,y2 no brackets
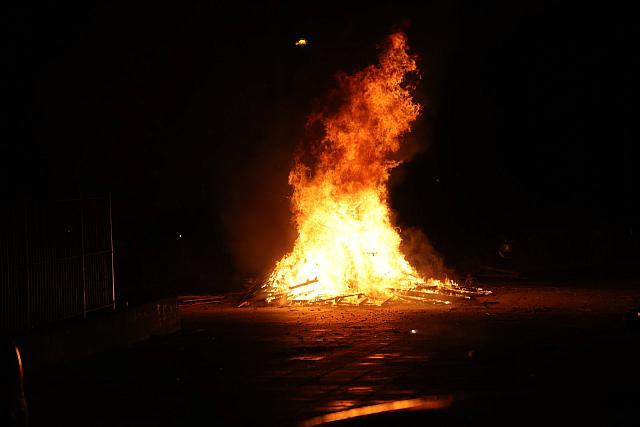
400,227,447,279
218,121,298,285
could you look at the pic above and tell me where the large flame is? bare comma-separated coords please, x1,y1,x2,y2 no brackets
263,32,456,305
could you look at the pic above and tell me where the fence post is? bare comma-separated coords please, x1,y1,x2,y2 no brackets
80,199,87,319
24,201,31,331
109,193,116,310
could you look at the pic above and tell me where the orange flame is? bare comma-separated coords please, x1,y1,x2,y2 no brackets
264,32,452,304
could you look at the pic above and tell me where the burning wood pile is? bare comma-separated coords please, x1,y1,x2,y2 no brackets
250,32,490,307
253,276,490,307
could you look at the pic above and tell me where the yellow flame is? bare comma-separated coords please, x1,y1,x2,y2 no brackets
295,38,308,46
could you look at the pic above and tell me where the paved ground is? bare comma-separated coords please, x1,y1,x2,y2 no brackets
27,281,640,426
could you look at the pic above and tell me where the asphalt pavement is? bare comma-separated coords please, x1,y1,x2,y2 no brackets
26,281,640,426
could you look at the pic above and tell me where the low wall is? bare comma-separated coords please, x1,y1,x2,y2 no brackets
18,297,180,373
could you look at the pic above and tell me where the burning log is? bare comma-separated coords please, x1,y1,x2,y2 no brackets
289,277,319,290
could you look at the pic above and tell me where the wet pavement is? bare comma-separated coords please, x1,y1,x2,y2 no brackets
27,281,640,426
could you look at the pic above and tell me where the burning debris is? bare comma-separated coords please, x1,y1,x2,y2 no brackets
253,32,489,307
249,276,490,307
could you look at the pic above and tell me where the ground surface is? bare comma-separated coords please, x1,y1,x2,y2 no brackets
27,280,640,426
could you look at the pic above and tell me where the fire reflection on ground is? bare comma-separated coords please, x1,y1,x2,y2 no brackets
299,395,454,426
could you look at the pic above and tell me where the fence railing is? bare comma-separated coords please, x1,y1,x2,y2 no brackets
1,196,115,334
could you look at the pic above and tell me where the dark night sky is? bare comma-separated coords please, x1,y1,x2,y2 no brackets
3,1,637,298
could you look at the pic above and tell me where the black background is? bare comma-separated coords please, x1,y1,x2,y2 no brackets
3,1,637,302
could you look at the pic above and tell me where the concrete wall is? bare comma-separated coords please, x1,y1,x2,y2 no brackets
18,297,180,373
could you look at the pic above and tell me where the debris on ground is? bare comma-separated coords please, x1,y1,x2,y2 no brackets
178,296,226,305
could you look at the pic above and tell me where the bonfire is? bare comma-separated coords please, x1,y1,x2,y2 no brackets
254,32,489,306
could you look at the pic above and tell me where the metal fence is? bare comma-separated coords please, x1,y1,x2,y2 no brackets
1,196,115,334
